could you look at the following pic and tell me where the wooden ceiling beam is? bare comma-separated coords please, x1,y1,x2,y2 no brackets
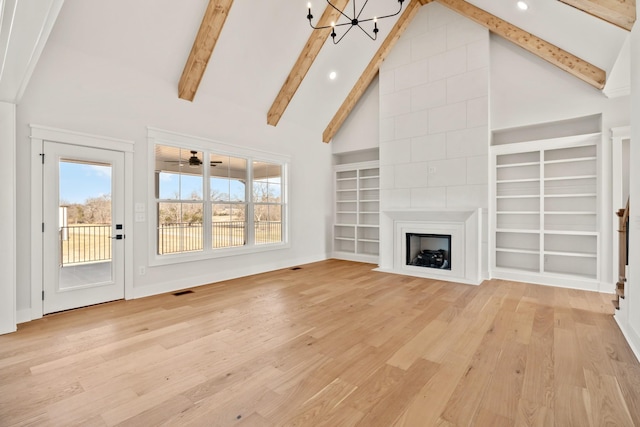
437,0,606,89
558,0,635,31
267,0,350,127
178,0,234,102
322,0,427,143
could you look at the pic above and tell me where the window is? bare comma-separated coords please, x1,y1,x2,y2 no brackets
153,137,288,261
253,161,283,244
211,154,247,248
155,146,204,255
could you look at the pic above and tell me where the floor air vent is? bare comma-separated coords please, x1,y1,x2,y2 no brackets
172,290,194,296
290,267,302,270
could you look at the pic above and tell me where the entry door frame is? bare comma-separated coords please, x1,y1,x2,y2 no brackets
30,125,134,320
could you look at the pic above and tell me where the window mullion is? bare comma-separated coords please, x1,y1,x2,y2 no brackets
247,159,255,246
203,152,212,251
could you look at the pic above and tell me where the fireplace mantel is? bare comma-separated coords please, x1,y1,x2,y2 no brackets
377,209,483,285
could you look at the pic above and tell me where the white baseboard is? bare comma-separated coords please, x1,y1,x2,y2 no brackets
490,269,601,293
131,254,329,299
614,315,640,364
16,309,32,325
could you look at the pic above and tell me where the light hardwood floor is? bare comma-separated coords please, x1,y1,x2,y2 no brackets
1,259,639,426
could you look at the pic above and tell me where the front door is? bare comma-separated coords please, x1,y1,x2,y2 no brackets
42,142,125,314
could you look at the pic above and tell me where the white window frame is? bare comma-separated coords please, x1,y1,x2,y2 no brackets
147,128,290,267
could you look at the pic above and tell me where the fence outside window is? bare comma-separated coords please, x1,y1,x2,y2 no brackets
60,225,111,266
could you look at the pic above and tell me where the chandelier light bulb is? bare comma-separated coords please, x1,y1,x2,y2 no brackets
306,0,404,44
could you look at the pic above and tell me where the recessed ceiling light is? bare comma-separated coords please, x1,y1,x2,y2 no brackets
329,71,337,80
517,1,528,10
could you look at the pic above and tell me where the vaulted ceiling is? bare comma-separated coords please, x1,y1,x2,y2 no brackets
1,0,634,142
178,0,632,142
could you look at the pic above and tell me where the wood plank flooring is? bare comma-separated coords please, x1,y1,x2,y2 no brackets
1,259,639,426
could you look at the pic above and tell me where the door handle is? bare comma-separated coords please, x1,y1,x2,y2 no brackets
111,234,125,240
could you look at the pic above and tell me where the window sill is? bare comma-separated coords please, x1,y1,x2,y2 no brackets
149,241,291,267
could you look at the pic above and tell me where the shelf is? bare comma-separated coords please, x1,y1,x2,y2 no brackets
496,161,539,169
543,175,596,182
544,211,596,215
544,250,596,258
496,247,539,255
493,266,540,274
492,138,599,285
334,163,380,262
544,193,596,198
497,211,540,215
496,228,540,233
544,156,596,165
496,195,539,199
496,178,539,184
496,229,539,234
543,230,597,236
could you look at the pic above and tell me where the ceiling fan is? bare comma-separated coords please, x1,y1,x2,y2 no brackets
165,150,222,167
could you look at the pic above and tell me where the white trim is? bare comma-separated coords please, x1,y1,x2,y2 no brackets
29,125,134,321
30,125,135,152
147,127,290,163
615,316,640,363
147,128,290,267
132,254,327,299
602,85,631,99
16,309,31,325
611,126,631,286
0,102,16,335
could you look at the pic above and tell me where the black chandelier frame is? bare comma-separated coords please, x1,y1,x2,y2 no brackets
307,0,405,44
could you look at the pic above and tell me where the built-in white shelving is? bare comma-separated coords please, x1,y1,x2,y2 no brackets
491,133,600,286
333,161,379,263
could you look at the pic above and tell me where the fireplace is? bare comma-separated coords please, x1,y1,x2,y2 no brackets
406,233,451,270
377,209,483,285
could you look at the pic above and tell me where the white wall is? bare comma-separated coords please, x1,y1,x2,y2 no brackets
15,29,333,317
491,35,630,131
332,77,380,154
0,102,16,333
616,21,640,360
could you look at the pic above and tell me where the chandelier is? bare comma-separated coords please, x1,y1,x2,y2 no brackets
307,1,405,44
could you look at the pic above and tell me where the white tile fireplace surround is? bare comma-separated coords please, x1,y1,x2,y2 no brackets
377,209,482,285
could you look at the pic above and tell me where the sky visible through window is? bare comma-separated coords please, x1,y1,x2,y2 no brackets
59,161,112,204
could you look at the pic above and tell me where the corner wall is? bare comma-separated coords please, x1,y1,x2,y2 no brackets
0,102,16,333
616,21,640,360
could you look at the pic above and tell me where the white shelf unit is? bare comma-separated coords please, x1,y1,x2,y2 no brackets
491,133,600,287
333,161,380,263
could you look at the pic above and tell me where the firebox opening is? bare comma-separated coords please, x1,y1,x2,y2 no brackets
406,233,451,270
